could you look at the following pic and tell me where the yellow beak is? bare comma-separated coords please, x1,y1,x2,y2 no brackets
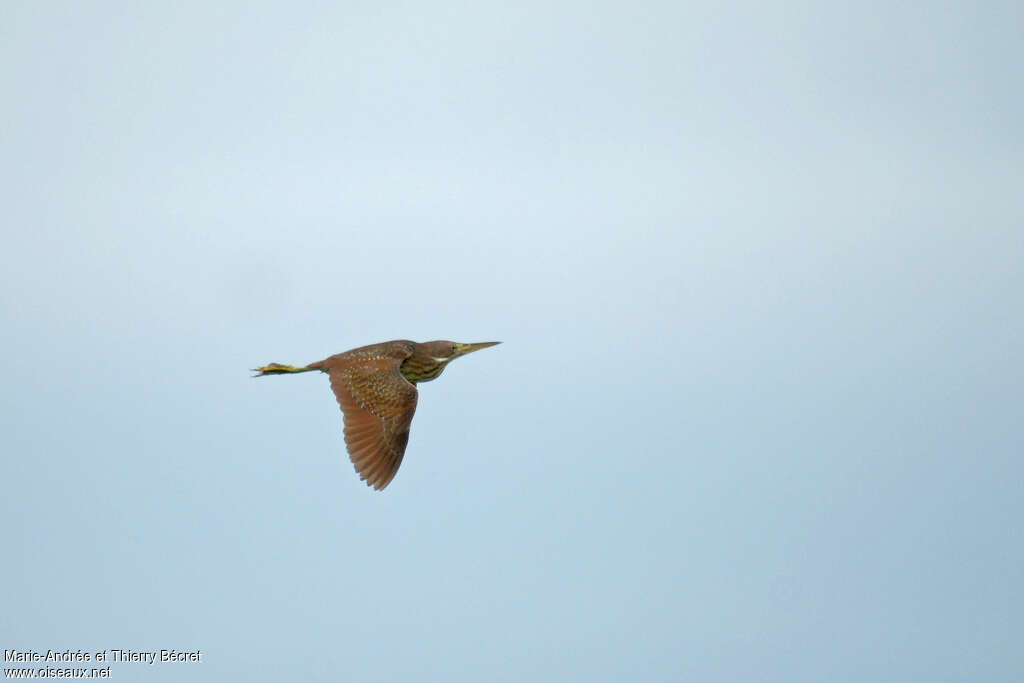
453,341,501,357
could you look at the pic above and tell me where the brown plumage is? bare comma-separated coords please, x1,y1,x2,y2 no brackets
252,340,500,490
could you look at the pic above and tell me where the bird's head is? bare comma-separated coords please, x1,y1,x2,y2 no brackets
420,340,501,364
402,340,501,384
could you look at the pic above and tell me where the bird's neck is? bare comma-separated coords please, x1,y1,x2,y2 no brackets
400,355,447,384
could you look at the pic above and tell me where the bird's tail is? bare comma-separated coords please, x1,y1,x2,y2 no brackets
251,362,319,377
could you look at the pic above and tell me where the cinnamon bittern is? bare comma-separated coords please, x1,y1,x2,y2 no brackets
252,340,500,490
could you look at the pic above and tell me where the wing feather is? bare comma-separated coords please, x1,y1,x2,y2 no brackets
323,354,418,490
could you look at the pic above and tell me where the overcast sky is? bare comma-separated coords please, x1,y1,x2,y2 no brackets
3,2,1022,681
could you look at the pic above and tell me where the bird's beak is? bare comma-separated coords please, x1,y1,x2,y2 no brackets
454,341,501,357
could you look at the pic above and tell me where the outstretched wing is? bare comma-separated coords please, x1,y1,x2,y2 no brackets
325,356,418,490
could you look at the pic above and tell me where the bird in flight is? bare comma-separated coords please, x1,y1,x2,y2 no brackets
253,340,500,490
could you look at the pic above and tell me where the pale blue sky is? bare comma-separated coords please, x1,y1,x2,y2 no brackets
3,2,1022,681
